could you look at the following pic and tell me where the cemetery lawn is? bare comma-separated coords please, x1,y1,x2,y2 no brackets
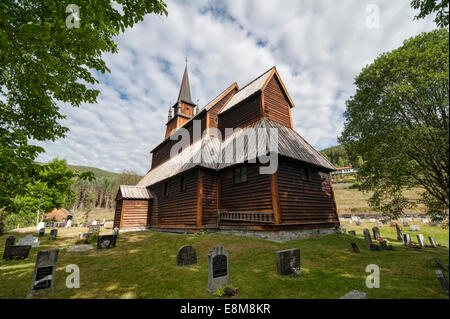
0,223,448,299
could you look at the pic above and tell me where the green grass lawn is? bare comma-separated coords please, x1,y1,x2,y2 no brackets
0,223,448,299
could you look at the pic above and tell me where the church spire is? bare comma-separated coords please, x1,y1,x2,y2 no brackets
177,62,194,105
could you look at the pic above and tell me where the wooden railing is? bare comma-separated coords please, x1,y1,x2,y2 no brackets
220,211,274,224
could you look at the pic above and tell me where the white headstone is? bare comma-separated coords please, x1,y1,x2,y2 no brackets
92,220,98,226
369,218,376,223
17,235,40,248
65,220,72,228
36,222,45,231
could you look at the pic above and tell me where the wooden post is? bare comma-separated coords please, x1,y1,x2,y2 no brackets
216,174,221,228
270,173,281,224
196,170,203,228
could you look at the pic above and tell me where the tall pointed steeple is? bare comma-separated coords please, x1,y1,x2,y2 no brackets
177,63,194,105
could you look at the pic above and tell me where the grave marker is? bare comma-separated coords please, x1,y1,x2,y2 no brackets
207,246,229,293
36,221,45,231
372,227,381,240
38,228,45,237
403,233,411,247
28,249,59,297
276,248,301,276
176,245,198,266
363,228,372,249
416,234,426,247
348,230,356,236
17,235,39,248
350,243,360,253
340,290,369,299
436,270,449,295
434,258,449,272
395,223,403,241
49,229,58,240
2,245,31,260
5,236,15,247
97,235,117,249
88,224,101,234
428,236,437,248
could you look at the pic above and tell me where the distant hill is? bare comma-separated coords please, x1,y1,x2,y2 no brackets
320,145,351,168
67,164,120,178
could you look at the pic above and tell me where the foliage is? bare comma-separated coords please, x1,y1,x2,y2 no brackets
339,29,449,220
3,158,93,230
411,0,449,27
0,0,167,213
320,145,351,168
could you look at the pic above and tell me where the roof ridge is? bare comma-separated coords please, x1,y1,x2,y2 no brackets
235,66,275,94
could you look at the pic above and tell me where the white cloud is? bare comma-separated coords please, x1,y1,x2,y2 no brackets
36,0,436,174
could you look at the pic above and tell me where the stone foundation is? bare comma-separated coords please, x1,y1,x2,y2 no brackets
218,227,338,243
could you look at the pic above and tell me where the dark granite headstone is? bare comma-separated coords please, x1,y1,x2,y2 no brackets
207,246,229,293
435,258,449,272
403,233,411,246
351,243,360,253
38,228,45,237
363,228,372,249
96,234,117,249
176,245,197,266
276,248,301,276
436,269,449,295
395,223,403,241
372,227,381,240
49,229,58,240
379,240,388,250
428,236,437,248
28,249,59,297
5,236,15,247
348,230,356,236
2,245,31,260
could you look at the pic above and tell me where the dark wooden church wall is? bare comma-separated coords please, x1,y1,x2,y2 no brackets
120,199,150,229
208,88,238,130
219,164,272,212
263,76,292,128
277,159,338,225
114,199,123,229
201,169,218,227
149,170,198,227
219,93,262,137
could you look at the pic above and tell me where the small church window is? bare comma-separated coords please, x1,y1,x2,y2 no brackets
299,166,310,180
164,181,169,196
180,175,186,191
233,166,247,185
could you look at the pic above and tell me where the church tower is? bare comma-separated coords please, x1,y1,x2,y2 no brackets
165,64,196,138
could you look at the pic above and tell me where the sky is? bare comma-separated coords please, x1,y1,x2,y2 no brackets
36,0,436,175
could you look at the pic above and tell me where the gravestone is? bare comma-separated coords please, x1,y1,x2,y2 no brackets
360,218,365,223
49,229,58,240
410,225,420,231
372,227,381,240
38,228,45,237
428,236,437,248
436,270,449,295
340,228,347,234
66,244,93,252
378,221,383,227
363,228,372,249
92,220,98,225
348,230,356,236
17,235,39,248
350,243,360,253
2,245,31,260
403,233,411,247
340,290,369,299
46,221,54,228
113,227,120,236
276,248,301,276
65,219,72,228
97,234,117,249
434,258,449,272
207,246,229,293
403,222,409,227
104,221,114,229
5,236,15,247
88,224,101,234
416,234,426,247
176,245,198,266
422,218,429,224
36,221,45,231
28,249,59,297
395,224,403,241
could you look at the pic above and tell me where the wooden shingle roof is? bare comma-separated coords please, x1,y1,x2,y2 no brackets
118,185,152,199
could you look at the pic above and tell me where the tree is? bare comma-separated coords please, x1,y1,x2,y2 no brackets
8,158,93,229
0,1,167,212
411,0,449,28
339,29,449,221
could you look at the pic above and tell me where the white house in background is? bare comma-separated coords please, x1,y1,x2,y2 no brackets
331,166,359,176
